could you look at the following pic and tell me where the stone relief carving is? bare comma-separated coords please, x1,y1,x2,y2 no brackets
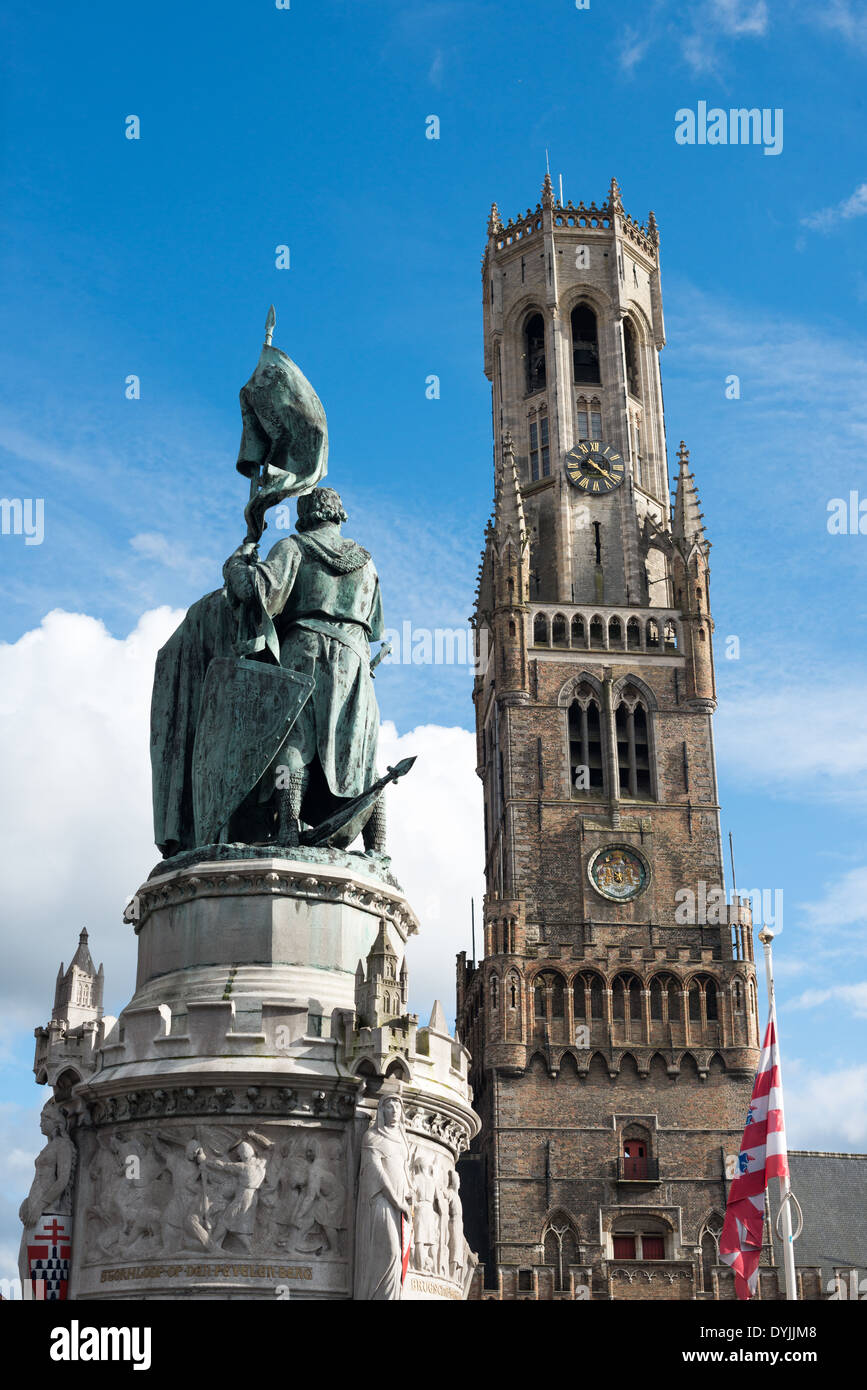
410,1150,442,1273
283,1135,346,1255
153,1133,212,1253
87,1084,356,1126
82,1122,348,1264
85,1131,162,1259
444,1168,466,1284
200,1136,270,1252
403,1150,474,1287
354,1095,413,1301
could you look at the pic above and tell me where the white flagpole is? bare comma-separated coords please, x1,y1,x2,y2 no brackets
758,927,798,1301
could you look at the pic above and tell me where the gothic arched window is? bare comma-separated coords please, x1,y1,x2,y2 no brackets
576,394,602,441
573,971,604,1021
615,685,653,799
525,313,547,394
571,304,600,384
534,970,565,1039
699,1216,724,1292
543,1220,579,1291
632,413,643,487
623,319,641,398
533,613,550,646
528,407,550,480
612,973,642,1022
688,975,718,1025
568,687,604,793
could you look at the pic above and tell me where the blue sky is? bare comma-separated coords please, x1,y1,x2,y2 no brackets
2,0,867,1280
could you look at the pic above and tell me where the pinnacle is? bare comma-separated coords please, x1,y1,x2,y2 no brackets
672,441,706,542
541,171,555,207
608,176,623,212
428,999,448,1034
493,430,527,543
69,927,96,976
487,201,503,235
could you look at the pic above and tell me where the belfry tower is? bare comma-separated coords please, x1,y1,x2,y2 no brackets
457,177,761,1301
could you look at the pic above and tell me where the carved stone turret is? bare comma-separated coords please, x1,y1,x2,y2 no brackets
671,441,716,708
33,930,114,1096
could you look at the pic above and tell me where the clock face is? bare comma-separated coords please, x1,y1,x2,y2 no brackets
565,441,625,494
587,846,649,901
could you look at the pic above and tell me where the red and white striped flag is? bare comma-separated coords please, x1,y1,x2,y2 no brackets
719,1014,789,1299
400,1212,412,1285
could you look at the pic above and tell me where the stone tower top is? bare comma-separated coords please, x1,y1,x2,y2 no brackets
52,927,104,1029
34,928,111,1094
483,176,660,265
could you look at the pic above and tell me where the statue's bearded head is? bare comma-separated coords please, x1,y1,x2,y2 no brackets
296,487,347,532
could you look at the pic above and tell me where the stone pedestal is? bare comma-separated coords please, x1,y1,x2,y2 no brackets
56,851,478,1300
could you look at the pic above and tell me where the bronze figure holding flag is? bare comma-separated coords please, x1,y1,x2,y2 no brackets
150,309,411,859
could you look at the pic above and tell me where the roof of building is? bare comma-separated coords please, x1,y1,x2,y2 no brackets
769,1150,867,1286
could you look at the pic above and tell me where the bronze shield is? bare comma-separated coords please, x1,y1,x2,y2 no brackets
192,657,314,846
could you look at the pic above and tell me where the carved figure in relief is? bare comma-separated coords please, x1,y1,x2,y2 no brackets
153,1134,211,1253
19,1102,75,1228
255,1140,292,1248
86,1131,162,1257
286,1137,346,1255
201,1139,268,1252
445,1168,465,1283
354,1095,413,1301
411,1151,442,1274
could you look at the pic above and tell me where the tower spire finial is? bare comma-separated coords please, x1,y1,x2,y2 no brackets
672,441,706,543
608,176,623,213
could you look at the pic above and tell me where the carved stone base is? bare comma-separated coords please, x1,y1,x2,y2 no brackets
53,857,478,1300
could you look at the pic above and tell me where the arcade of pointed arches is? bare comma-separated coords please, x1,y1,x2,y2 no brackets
477,961,759,1053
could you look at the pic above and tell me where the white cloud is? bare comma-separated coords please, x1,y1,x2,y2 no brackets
811,0,867,51
785,1061,867,1150
801,867,867,929
713,0,768,37
129,532,211,582
619,26,652,74
715,684,867,804
618,0,768,75
0,607,184,1037
379,722,484,1026
802,181,867,232
788,982,867,1019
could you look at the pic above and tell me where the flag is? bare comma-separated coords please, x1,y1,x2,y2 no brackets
400,1212,412,1285
719,1014,789,1299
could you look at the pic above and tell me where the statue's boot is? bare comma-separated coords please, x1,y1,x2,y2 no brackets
362,793,387,855
277,769,309,847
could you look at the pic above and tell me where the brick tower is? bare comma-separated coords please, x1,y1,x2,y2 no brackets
456,177,762,1301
